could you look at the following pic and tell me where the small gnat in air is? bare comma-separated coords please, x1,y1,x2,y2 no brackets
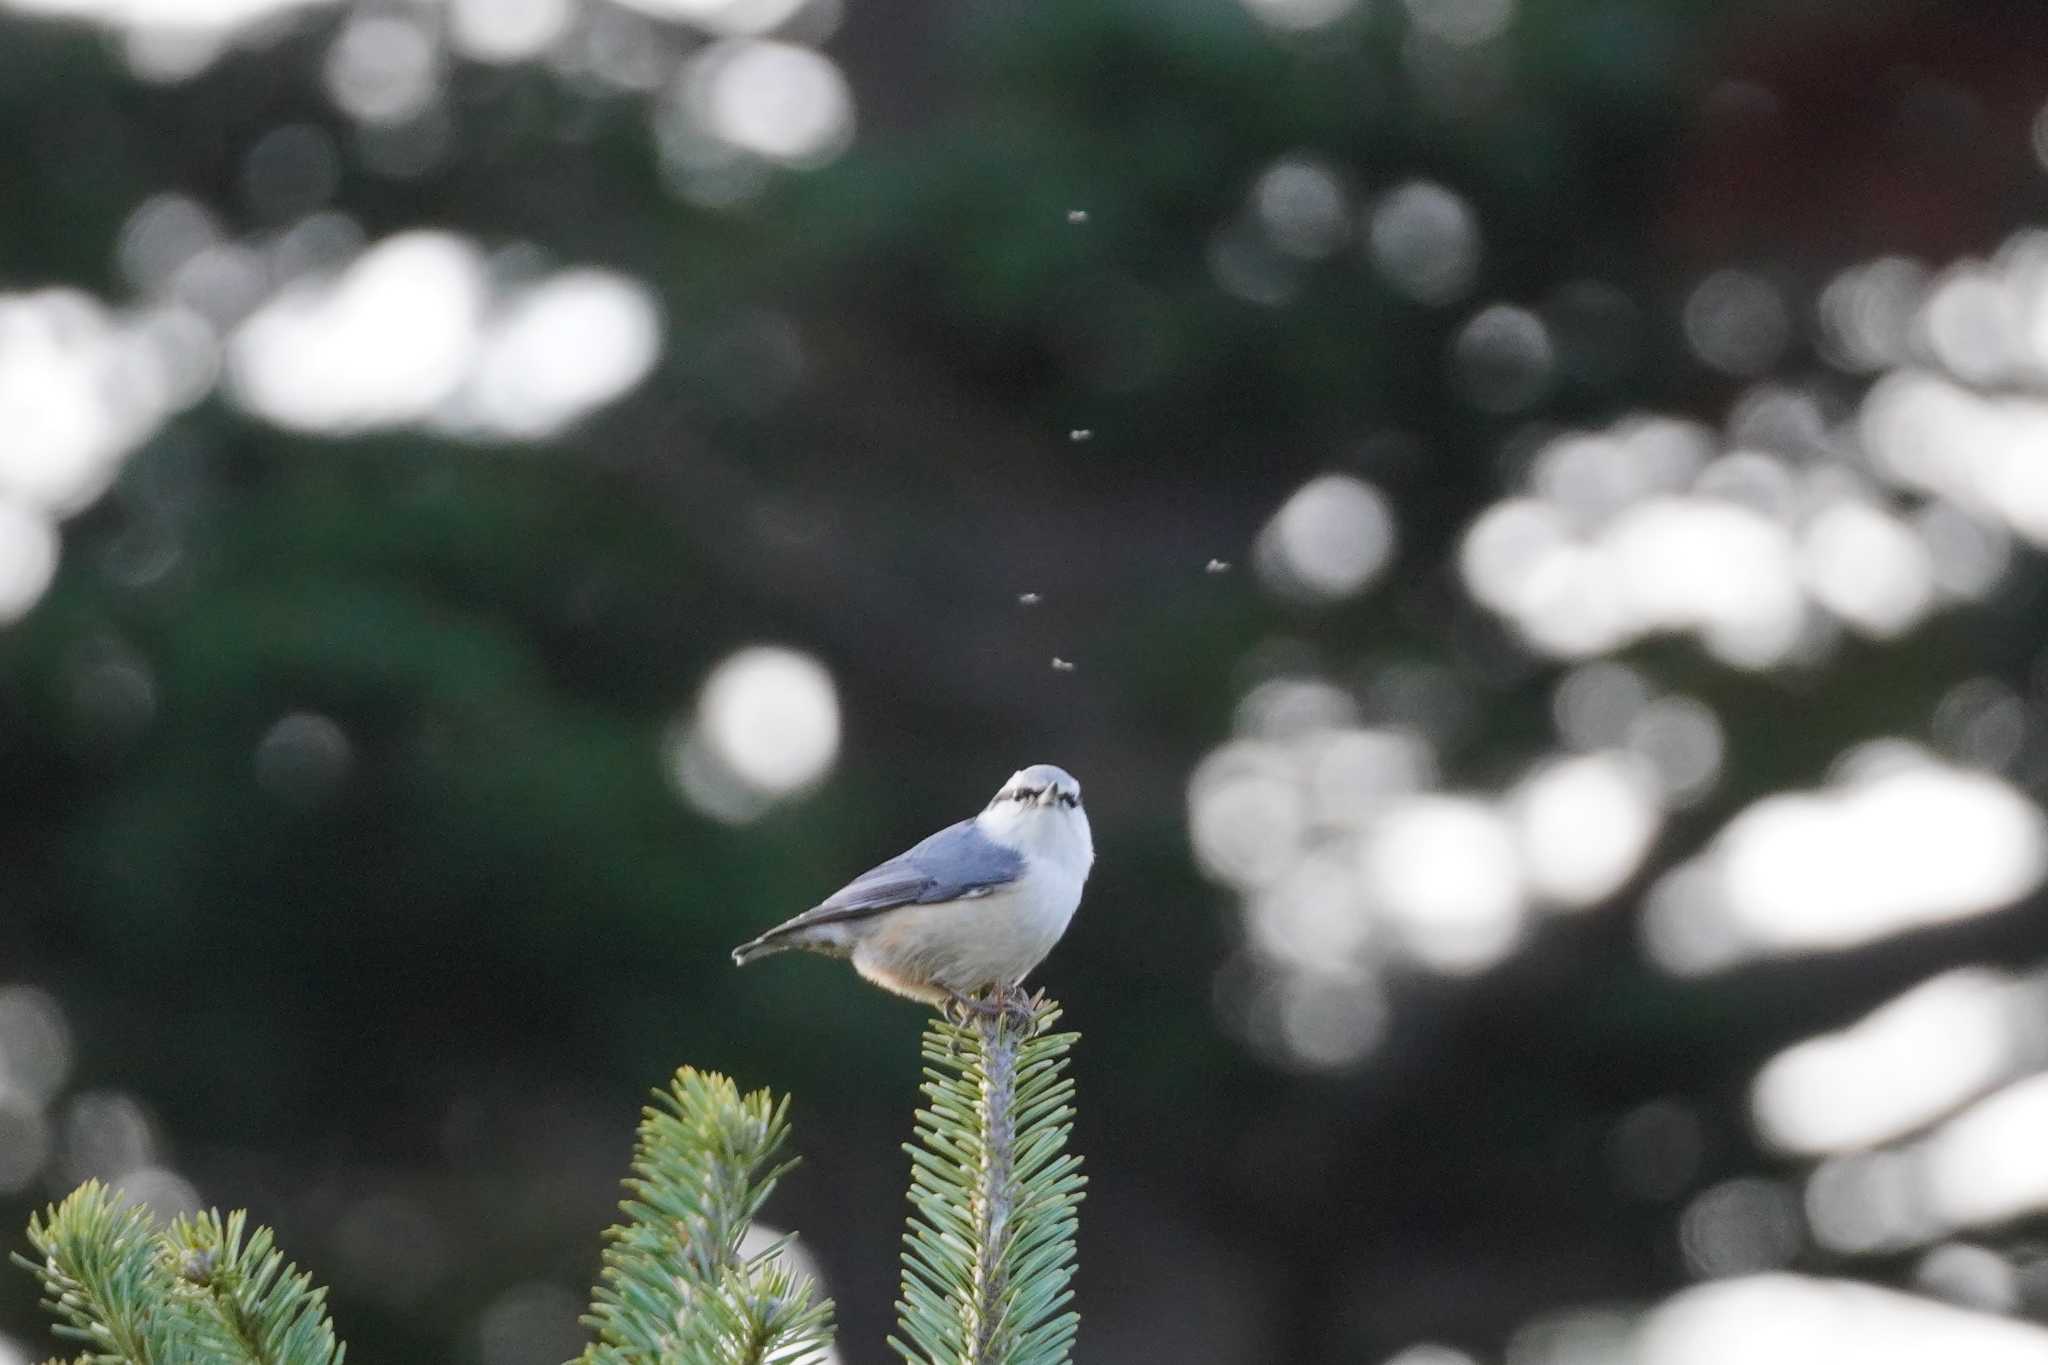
1068,428,1093,443
1205,559,1231,574
1051,657,1076,672
1067,209,1089,224
1018,592,1043,606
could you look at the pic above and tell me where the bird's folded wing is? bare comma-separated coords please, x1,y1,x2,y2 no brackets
777,819,1025,930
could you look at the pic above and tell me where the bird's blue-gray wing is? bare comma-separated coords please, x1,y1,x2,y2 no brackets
775,819,1025,932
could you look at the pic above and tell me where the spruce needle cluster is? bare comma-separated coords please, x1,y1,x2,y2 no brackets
578,1067,835,1365
11,1002,1085,1365
14,1182,343,1365
894,999,1084,1365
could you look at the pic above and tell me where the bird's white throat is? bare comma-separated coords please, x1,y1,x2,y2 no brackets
976,802,1095,880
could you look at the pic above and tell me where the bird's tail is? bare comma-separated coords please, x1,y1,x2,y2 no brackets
730,932,792,967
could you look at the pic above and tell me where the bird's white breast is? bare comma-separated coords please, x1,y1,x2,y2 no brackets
849,806,1092,1002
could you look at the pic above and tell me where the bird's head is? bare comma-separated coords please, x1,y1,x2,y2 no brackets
979,764,1093,867
988,763,1083,812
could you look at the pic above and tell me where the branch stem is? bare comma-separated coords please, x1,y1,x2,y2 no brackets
970,1010,1022,1364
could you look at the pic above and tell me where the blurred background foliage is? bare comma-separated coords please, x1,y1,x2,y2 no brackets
8,0,2048,1362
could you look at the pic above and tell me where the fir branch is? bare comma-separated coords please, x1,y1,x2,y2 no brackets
13,1182,210,1365
15,1184,346,1365
579,1067,835,1365
892,997,1085,1365
161,1209,344,1365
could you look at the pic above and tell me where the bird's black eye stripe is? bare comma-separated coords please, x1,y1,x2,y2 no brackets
1000,784,1079,806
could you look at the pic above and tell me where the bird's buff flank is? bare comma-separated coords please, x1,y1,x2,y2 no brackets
731,764,1094,1014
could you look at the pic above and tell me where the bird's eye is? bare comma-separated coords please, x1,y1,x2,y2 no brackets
1057,791,1079,808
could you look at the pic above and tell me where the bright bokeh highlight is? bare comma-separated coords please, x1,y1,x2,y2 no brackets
1750,970,2039,1156
1255,474,1397,602
1636,1275,2048,1365
669,646,841,824
1643,747,2047,974
229,232,661,437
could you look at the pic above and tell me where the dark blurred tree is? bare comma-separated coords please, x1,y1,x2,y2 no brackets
5,0,2048,1362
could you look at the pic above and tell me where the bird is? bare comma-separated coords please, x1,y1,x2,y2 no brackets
731,764,1094,1015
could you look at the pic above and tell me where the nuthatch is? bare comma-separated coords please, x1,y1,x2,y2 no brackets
732,765,1093,1013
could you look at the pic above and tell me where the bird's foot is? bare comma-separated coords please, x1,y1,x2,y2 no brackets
982,983,1038,1034
941,990,987,1028
941,986,1038,1035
